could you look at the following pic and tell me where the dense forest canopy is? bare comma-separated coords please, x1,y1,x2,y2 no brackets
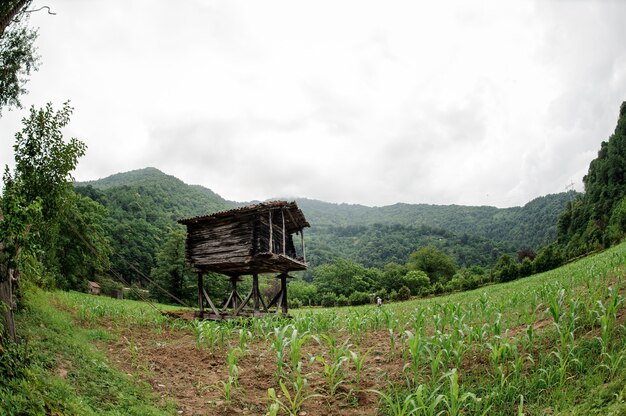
557,101,626,257
74,167,573,282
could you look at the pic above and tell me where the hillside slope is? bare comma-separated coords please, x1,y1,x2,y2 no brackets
74,167,572,278
74,168,234,282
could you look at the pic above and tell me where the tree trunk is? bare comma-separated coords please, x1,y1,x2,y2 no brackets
0,255,17,343
0,0,30,38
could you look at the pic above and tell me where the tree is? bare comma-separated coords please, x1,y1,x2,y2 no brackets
8,102,87,283
312,258,380,297
0,172,41,342
380,262,408,293
402,270,430,295
150,229,192,304
0,1,40,116
54,193,112,291
557,102,626,256
407,246,456,284
493,254,519,282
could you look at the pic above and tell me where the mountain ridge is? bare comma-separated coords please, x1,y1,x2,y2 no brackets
75,167,575,272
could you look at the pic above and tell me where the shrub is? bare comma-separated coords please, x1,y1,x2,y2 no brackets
337,294,350,307
493,254,519,282
397,286,411,301
533,243,563,273
320,292,338,308
402,270,430,295
349,291,371,306
289,297,302,309
519,258,533,277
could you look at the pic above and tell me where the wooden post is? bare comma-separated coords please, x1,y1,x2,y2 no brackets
197,272,204,315
281,208,286,255
252,272,260,313
301,228,306,263
269,209,273,253
231,276,239,311
281,273,288,314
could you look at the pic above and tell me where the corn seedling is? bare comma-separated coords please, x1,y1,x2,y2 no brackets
349,346,373,384
440,369,476,416
267,375,321,416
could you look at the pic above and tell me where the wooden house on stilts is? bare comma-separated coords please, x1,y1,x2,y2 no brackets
178,201,309,319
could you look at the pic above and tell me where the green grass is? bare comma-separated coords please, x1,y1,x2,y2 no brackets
3,242,626,415
0,285,177,415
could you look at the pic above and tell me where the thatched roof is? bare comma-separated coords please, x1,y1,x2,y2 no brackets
178,200,310,232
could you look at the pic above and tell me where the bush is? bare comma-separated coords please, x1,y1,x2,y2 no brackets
337,294,350,307
402,270,430,295
99,279,123,297
397,286,411,301
493,254,519,282
348,291,371,306
533,243,563,273
519,258,533,277
320,292,338,308
431,282,444,295
289,297,302,309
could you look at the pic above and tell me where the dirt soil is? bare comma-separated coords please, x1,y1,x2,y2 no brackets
89,321,407,416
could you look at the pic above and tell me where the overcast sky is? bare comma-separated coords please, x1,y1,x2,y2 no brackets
1,0,625,208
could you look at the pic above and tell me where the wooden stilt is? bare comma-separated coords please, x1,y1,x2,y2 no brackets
281,272,288,314
252,272,260,313
267,273,291,315
197,272,204,316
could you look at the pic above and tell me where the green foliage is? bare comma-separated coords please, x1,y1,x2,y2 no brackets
397,285,411,301
0,286,174,415
533,243,563,274
557,102,626,256
12,102,86,221
0,8,40,115
402,269,430,295
493,254,519,282
74,168,232,285
288,280,318,306
149,229,193,304
2,102,104,294
54,193,112,290
0,171,41,273
320,292,337,307
348,291,371,305
312,258,380,297
408,245,456,284
337,294,349,307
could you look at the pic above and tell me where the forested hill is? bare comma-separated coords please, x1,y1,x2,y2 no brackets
74,167,574,280
74,168,234,283
77,167,233,220
296,192,575,253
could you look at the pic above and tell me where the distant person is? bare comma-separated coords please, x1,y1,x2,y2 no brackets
376,296,382,307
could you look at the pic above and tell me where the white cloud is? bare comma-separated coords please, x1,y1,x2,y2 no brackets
1,0,625,207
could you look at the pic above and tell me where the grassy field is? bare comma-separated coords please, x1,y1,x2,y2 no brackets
3,243,626,415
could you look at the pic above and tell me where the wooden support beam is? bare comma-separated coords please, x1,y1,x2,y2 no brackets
268,209,273,253
281,209,286,255
202,288,221,317
233,287,253,316
267,287,283,308
301,228,306,263
252,272,260,312
197,272,204,314
281,272,288,314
